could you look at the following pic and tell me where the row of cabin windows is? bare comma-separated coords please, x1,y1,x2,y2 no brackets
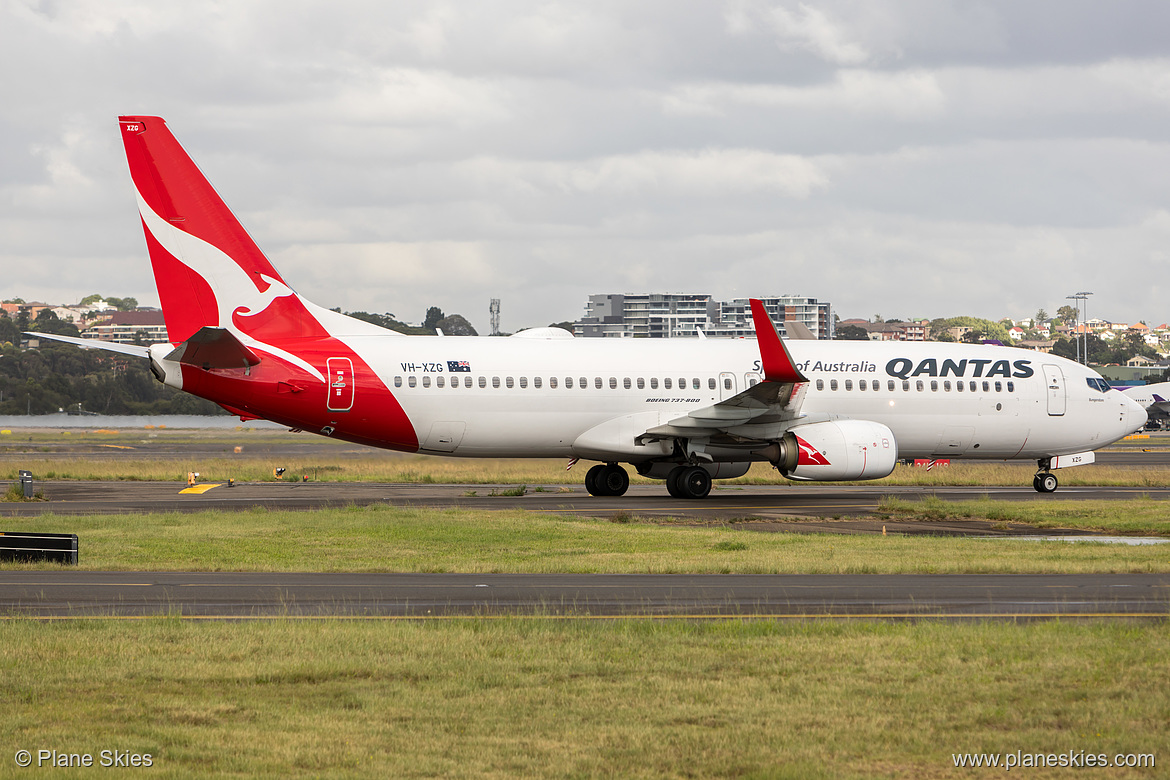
815,378,1015,393
393,375,736,391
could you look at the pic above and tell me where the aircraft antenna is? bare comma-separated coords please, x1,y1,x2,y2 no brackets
490,298,501,336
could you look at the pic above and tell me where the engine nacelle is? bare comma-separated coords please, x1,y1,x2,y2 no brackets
783,420,897,481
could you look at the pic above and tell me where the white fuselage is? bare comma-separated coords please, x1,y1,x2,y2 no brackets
346,334,1142,462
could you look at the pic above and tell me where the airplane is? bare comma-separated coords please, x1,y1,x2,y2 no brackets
1118,382,1170,429
33,115,1148,498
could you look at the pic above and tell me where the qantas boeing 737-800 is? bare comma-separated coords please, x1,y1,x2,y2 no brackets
34,116,1147,498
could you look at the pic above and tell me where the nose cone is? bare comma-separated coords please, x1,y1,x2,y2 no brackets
1121,392,1148,434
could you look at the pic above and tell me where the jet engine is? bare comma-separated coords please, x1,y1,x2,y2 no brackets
760,420,898,481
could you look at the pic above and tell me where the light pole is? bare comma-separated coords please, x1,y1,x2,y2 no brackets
1078,291,1093,365
1066,294,1082,363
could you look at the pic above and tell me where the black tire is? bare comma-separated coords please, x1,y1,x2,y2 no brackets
678,466,712,499
585,464,606,496
666,467,685,498
1037,473,1058,493
600,464,629,497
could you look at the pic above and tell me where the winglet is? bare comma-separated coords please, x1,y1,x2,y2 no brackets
750,299,808,383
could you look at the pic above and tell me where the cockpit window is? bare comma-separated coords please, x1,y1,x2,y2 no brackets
1086,377,1111,393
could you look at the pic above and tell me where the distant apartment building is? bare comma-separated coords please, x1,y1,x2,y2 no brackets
575,293,833,339
81,310,168,345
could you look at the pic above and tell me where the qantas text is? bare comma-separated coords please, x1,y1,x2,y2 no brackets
885,358,1033,380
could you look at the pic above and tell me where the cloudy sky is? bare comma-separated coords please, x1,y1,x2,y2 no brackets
3,1,1169,333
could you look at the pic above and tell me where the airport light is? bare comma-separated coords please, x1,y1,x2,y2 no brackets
1066,294,1082,363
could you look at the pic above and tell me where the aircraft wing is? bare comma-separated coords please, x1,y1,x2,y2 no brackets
25,331,151,358
641,299,810,441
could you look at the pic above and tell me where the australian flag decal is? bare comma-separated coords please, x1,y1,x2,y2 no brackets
447,360,471,372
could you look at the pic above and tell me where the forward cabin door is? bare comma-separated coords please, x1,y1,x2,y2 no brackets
1042,364,1066,416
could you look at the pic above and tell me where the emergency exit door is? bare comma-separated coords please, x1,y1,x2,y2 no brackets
327,358,354,412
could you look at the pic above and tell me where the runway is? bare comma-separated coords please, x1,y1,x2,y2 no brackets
1,480,1167,538
1,571,1166,619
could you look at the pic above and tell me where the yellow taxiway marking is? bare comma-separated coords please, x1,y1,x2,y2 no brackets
179,483,223,494
97,444,135,449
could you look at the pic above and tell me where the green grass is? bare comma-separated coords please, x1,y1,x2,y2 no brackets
0,619,1166,778
879,494,1170,536
1,505,1168,574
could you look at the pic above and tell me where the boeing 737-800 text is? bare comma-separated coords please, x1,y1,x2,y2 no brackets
34,117,1147,497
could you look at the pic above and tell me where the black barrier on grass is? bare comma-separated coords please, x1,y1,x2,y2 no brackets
0,532,78,565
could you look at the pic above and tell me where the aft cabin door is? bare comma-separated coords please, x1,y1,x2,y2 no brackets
326,358,354,412
1042,364,1066,416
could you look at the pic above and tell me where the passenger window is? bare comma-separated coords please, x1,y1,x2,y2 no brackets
982,381,989,392
408,376,417,388
860,380,867,391
493,377,501,389
723,378,731,390
534,377,541,388
902,380,910,391
464,376,472,388
887,380,895,391
844,379,853,391
665,378,672,390
595,377,603,389
693,378,701,390
708,378,716,390
873,381,879,392
608,377,617,389
956,381,964,392
931,380,938,392
549,377,557,388
422,376,431,388
437,376,445,388
970,381,977,392
995,381,1002,392
518,377,526,388
1007,381,1015,392
916,380,924,392
478,376,487,388
816,379,824,391
624,378,632,390
580,377,587,389
830,379,838,391
944,381,951,391
565,377,573,389
394,376,402,387
679,378,686,389
637,378,645,389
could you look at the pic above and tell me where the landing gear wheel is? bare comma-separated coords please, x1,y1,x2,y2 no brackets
677,466,712,499
585,464,606,496
666,467,685,498
599,464,629,497
1033,473,1058,493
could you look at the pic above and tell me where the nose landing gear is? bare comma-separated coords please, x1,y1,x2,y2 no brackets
1033,458,1058,493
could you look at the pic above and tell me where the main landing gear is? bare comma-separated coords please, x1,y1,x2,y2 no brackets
1033,459,1058,493
585,463,630,497
665,465,712,499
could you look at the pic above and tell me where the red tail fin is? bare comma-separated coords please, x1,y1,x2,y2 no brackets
119,116,313,344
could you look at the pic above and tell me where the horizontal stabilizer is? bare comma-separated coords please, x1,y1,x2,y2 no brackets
25,332,150,358
165,327,261,369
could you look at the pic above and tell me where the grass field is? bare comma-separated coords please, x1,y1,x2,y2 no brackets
2,427,1170,487
1,503,1167,573
1,619,1166,778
